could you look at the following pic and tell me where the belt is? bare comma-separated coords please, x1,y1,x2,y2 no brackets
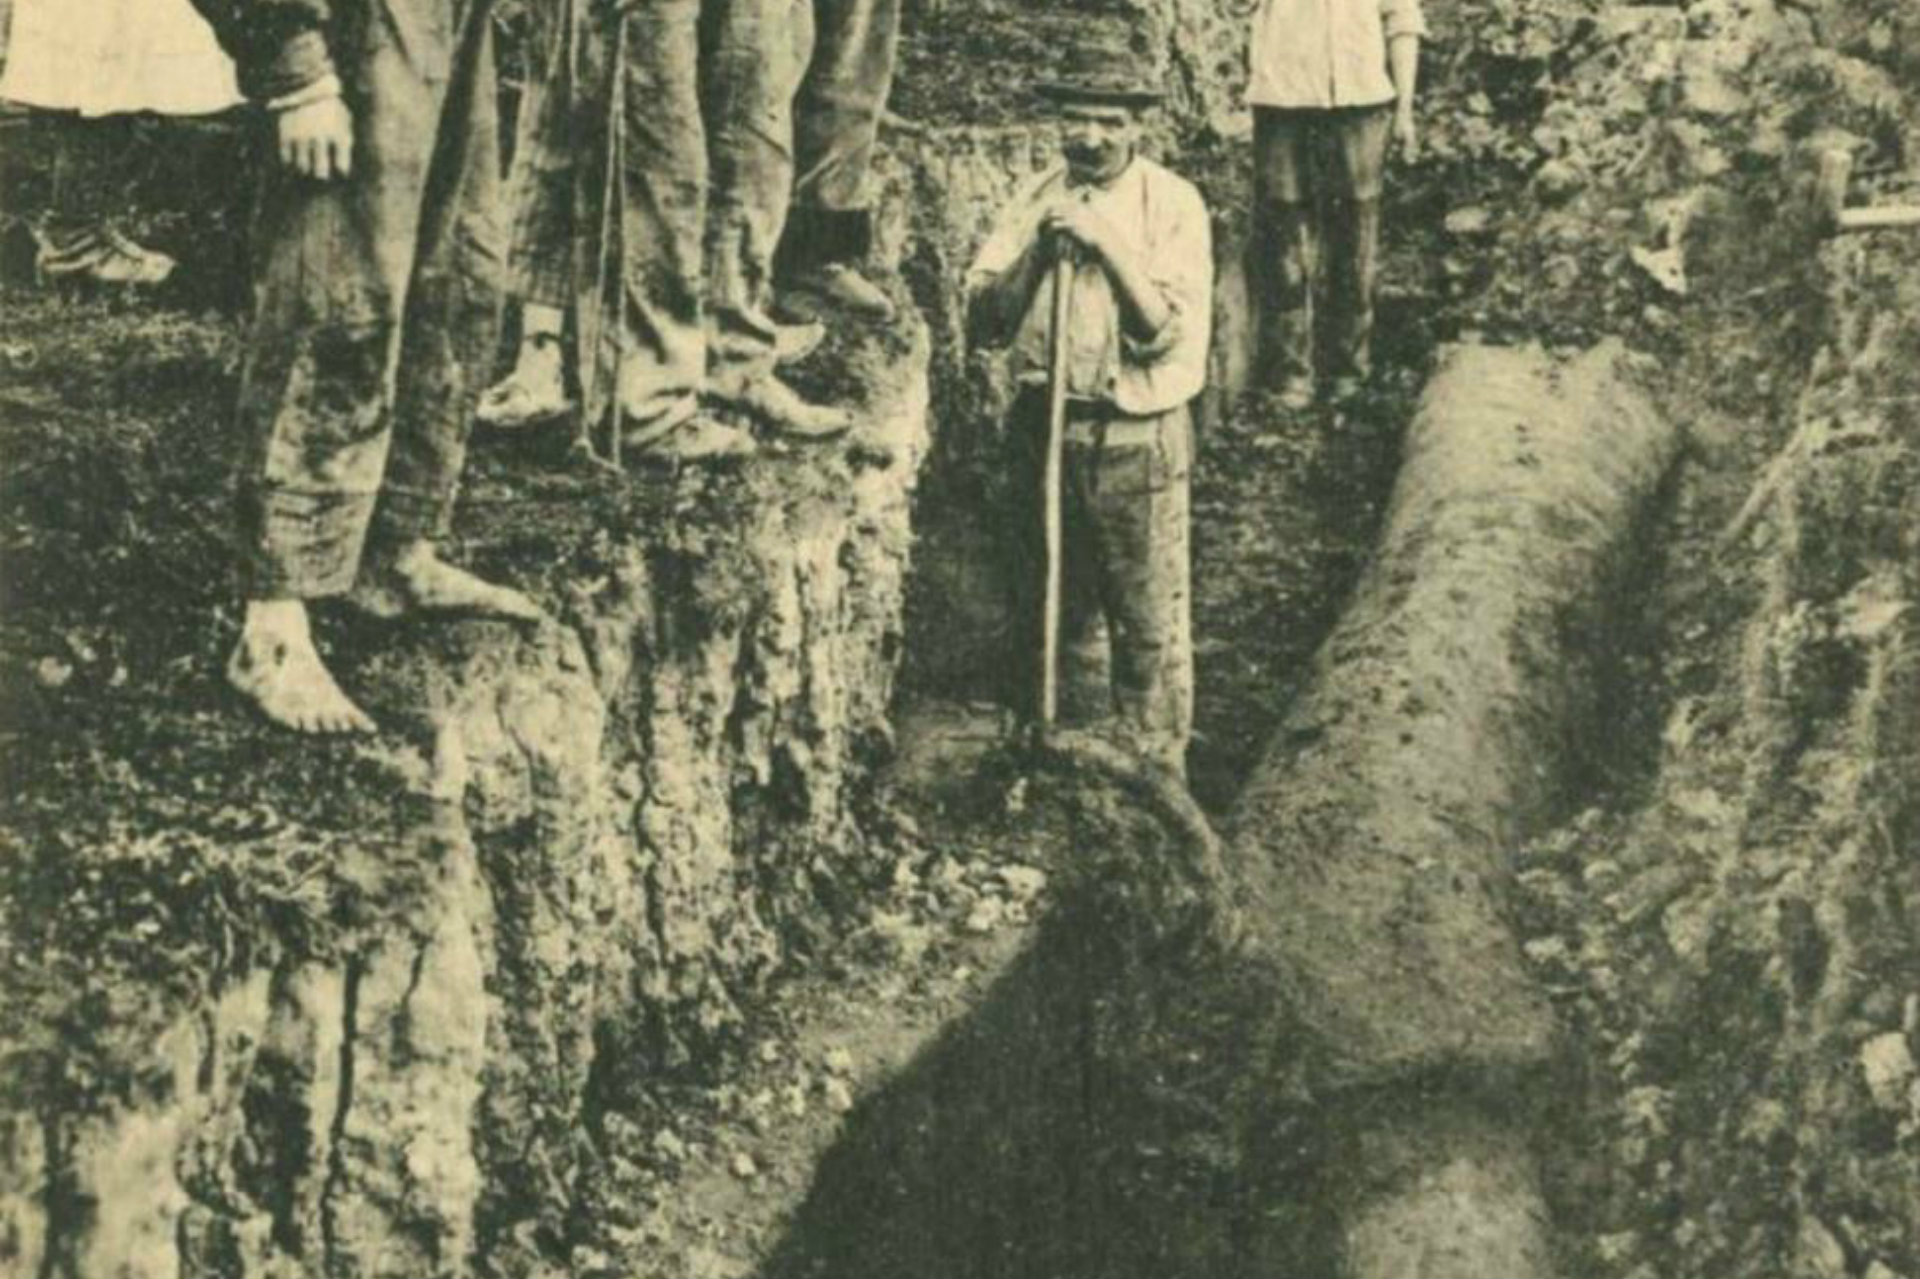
1016,386,1166,448
1063,415,1162,448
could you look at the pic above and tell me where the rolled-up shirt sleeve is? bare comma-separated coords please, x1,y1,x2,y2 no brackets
187,0,336,102
1119,172,1212,412
1382,0,1428,41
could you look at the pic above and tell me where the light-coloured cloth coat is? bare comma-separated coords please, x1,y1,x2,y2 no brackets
0,0,240,115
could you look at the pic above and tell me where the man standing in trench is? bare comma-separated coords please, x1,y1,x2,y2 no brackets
1248,0,1424,410
192,0,543,733
966,31,1212,775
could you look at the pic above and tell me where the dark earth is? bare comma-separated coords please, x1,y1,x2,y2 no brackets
6,0,1920,1276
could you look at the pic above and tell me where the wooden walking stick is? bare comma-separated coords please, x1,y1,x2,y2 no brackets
600,9,628,471
1040,248,1074,728
566,5,628,473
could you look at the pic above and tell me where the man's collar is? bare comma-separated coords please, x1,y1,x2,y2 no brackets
1064,153,1141,192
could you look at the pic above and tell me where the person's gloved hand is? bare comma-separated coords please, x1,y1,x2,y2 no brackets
278,95,355,180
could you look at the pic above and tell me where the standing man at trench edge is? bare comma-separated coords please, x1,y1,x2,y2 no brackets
191,0,543,733
775,0,901,323
966,30,1212,776
1249,0,1425,410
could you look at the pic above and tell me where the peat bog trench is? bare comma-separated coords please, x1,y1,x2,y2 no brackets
770,341,1679,1279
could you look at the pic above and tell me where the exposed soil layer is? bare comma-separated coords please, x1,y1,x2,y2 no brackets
0,268,932,1277
5,0,1920,1275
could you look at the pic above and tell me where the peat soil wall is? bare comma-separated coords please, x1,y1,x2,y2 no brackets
0,299,931,1279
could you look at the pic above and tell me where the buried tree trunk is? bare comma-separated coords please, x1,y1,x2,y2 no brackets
1232,339,1676,1092
766,341,1680,1279
1044,341,1678,1277
1230,340,1677,1276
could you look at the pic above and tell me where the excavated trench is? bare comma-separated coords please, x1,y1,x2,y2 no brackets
759,338,1680,1279
0,170,1680,1279
0,58,1701,1279
12,1,1919,1273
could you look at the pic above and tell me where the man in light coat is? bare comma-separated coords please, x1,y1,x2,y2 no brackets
1248,0,1425,409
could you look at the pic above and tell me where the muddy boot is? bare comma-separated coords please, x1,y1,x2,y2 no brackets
777,205,896,322
478,328,572,430
782,261,897,323
1329,374,1367,406
774,319,827,366
37,223,175,288
625,413,759,464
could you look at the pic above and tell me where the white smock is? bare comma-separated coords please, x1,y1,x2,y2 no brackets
0,0,242,116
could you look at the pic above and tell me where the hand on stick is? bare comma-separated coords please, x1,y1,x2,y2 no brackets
1042,200,1120,263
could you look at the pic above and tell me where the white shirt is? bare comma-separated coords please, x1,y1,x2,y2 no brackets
1248,0,1427,110
966,157,1213,417
0,0,241,116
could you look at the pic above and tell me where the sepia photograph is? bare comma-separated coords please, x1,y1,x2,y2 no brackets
0,0,1916,1275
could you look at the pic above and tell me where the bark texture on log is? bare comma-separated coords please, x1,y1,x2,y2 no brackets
1229,340,1679,1092
1337,1103,1555,1279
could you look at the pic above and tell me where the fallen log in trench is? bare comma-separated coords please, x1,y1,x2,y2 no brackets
762,340,1679,1279
1225,340,1677,1275
1236,340,1675,1084
1045,340,1677,1277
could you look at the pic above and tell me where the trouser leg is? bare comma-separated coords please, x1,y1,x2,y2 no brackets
1324,107,1390,381
704,0,812,382
1249,108,1316,389
1057,445,1113,727
233,16,452,598
43,114,130,249
370,0,506,553
1089,409,1193,770
614,0,707,425
781,0,900,272
504,0,577,310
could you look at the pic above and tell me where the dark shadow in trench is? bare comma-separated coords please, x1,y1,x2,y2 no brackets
785,271,1445,1279
757,906,1337,1279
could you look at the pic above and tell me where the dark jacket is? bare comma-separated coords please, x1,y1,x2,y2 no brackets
188,0,336,100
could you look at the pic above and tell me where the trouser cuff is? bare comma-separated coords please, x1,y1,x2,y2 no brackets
778,204,873,274
366,486,452,559
236,487,374,599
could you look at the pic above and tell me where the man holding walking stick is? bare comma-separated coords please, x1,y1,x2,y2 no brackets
965,30,1213,776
